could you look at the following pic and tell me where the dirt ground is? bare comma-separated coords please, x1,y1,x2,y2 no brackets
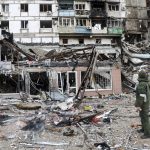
0,93,150,150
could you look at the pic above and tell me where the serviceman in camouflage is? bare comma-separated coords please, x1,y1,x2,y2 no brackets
135,70,150,138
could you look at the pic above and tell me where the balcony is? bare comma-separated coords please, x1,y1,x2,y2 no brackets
75,26,92,34
92,24,107,34
108,27,123,34
58,26,92,34
90,9,107,18
59,10,75,17
75,10,90,16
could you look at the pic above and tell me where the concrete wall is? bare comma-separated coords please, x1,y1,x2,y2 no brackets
59,37,112,45
0,0,59,44
53,65,122,96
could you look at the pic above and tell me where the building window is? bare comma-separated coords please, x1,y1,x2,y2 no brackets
75,4,85,10
107,19,121,27
96,39,101,44
76,19,86,26
79,39,84,44
2,4,9,12
63,39,68,44
108,4,119,11
21,21,28,29
81,70,112,89
21,4,28,12
59,18,74,26
1,21,9,30
40,21,52,28
40,4,52,12
59,4,73,10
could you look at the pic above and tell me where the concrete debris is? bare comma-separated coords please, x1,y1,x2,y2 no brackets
0,92,150,149
0,6,150,149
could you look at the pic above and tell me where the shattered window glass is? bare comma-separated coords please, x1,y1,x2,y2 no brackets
81,71,112,90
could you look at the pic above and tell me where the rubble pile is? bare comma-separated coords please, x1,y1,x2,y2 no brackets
121,37,150,92
0,93,149,150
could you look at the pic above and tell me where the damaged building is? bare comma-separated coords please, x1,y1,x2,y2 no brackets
0,0,127,97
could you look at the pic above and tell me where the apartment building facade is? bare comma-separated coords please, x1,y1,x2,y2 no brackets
0,0,59,44
0,0,126,45
58,0,126,46
125,0,148,42
0,0,125,96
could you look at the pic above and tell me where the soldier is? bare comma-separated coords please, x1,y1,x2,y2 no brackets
135,70,150,138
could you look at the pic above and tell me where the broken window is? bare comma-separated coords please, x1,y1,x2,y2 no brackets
21,4,28,12
2,4,9,12
79,39,84,44
75,4,85,10
40,21,52,28
21,21,28,29
108,3,119,11
1,21,9,30
29,72,49,95
57,72,77,94
81,70,112,90
68,72,77,94
76,19,86,26
40,4,52,12
62,39,68,44
59,18,74,26
59,4,73,10
0,74,21,93
96,39,101,44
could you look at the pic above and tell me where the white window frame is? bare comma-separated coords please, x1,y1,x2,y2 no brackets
59,18,74,27
67,71,77,94
80,69,112,91
75,4,85,10
108,4,119,11
57,72,63,93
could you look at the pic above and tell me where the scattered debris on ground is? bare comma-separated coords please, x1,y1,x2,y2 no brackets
0,93,150,150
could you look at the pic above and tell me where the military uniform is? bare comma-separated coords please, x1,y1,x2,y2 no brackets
135,70,150,137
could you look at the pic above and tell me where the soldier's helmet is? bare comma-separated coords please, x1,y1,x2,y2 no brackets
138,70,148,81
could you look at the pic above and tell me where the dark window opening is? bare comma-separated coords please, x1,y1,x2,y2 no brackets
91,2,105,10
92,20,106,29
40,21,52,28
96,39,101,44
63,39,68,44
2,4,9,12
0,74,23,93
76,19,86,26
75,4,85,10
29,72,49,95
40,4,52,12
1,21,9,30
79,39,84,44
21,4,28,12
59,4,73,10
21,21,28,29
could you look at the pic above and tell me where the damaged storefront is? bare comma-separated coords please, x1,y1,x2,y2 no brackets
0,42,122,98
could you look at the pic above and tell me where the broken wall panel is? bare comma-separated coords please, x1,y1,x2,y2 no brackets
53,65,122,96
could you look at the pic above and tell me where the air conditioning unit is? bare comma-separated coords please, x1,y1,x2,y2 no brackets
47,11,52,16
